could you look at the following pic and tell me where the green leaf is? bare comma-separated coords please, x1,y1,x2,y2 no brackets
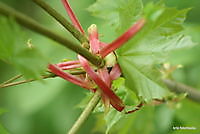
12,47,48,79
107,104,175,134
91,78,139,133
104,78,126,133
117,3,194,101
103,78,139,133
105,109,124,134
0,16,24,63
0,17,48,79
169,24,200,66
89,0,195,101
101,106,155,134
88,0,143,34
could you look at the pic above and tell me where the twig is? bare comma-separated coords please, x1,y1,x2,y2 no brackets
32,0,88,44
163,79,200,103
0,74,55,88
0,78,38,88
68,90,101,134
0,2,103,67
0,71,85,88
0,74,23,85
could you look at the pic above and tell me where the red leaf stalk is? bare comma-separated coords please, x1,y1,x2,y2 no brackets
57,60,80,67
78,55,125,111
110,64,122,81
48,64,92,89
61,0,85,34
88,24,100,54
100,19,145,57
60,64,82,70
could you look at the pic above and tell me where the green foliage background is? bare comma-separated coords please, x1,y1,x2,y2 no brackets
0,0,200,134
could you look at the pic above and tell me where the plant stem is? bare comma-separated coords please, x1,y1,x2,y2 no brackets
68,90,101,134
0,74,23,85
1,75,200,104
0,78,37,88
0,2,103,67
0,74,55,88
32,0,88,44
163,79,200,103
0,71,85,88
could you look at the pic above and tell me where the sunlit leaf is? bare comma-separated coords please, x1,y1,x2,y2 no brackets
89,0,195,101
117,3,194,101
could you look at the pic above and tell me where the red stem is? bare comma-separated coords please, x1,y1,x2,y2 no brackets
99,19,145,57
110,64,122,81
57,60,80,67
61,0,85,33
98,67,111,87
88,24,100,54
78,55,125,111
60,64,82,70
48,64,91,89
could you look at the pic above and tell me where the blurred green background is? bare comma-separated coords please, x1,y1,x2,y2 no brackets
0,0,200,134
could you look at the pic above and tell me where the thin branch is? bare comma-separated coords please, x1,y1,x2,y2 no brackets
68,90,101,134
163,79,200,103
32,0,88,44
0,74,23,85
0,74,55,88
0,71,85,88
0,78,37,88
61,0,85,34
0,2,103,67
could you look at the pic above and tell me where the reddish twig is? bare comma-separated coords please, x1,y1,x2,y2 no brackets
61,0,85,34
99,19,145,57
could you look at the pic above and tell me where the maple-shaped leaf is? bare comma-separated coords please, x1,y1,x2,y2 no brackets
88,0,143,34
0,17,48,79
89,1,195,101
